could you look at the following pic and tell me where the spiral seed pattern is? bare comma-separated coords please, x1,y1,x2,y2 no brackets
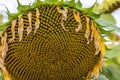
4,5,100,80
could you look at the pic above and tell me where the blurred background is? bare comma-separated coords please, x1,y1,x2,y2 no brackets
0,0,120,80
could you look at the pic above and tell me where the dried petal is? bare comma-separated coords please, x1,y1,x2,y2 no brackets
9,19,16,42
85,71,93,80
73,12,82,32
60,20,68,31
57,7,68,31
34,9,40,34
57,7,67,19
93,63,101,80
1,32,8,60
94,40,100,55
27,12,32,36
85,17,90,44
90,32,93,42
18,18,24,41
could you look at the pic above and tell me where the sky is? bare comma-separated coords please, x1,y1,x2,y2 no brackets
0,0,120,27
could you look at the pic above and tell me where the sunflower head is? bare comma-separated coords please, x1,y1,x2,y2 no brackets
0,0,105,80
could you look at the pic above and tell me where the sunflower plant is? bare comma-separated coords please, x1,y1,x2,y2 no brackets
0,0,120,80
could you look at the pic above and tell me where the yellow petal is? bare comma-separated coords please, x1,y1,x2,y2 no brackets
73,12,82,32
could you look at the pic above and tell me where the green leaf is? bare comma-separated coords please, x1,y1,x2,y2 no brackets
12,77,17,80
100,13,116,24
77,0,101,19
95,22,113,36
3,6,17,21
102,65,120,80
31,0,43,8
87,0,98,13
89,12,101,19
17,0,31,13
79,77,84,80
94,19,120,32
7,13,18,21
103,55,120,80
0,22,10,31
98,75,109,80
45,0,59,4
75,0,82,9
63,0,76,8
105,44,120,59
0,69,4,80
80,0,97,14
